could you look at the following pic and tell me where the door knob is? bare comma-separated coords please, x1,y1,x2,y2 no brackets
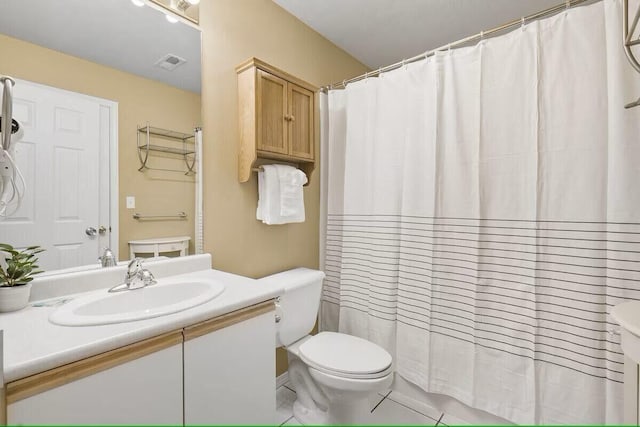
98,226,107,235
85,227,97,237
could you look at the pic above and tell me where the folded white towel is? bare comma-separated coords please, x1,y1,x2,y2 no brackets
256,164,307,225
256,165,277,222
256,168,265,221
277,166,307,218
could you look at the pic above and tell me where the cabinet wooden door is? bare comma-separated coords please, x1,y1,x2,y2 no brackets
288,83,314,160
257,69,288,155
183,308,276,424
7,341,183,425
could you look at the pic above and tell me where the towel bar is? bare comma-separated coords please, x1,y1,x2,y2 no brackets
251,164,311,187
133,212,187,220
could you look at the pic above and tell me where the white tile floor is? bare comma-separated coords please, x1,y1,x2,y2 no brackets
277,381,445,426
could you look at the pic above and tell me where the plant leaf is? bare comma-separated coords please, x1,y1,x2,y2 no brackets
0,243,45,287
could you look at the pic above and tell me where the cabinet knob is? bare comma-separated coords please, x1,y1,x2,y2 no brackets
290,115,295,122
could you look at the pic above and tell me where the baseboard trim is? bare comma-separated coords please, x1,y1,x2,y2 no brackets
276,371,289,389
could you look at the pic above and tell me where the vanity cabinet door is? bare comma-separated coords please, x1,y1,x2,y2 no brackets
183,302,276,424
7,334,183,425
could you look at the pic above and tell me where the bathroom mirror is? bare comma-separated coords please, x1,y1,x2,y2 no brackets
0,0,202,274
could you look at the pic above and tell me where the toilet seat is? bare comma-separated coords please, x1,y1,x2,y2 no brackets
298,332,392,380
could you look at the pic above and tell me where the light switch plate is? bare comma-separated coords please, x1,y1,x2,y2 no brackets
126,196,135,209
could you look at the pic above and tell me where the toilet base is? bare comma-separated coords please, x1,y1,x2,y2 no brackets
287,353,392,425
292,399,328,425
288,357,329,424
292,389,376,425
324,393,374,425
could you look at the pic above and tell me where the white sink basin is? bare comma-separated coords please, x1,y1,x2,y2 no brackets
49,280,225,326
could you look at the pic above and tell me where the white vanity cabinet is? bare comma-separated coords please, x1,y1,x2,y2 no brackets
183,302,276,424
7,332,184,425
4,300,276,425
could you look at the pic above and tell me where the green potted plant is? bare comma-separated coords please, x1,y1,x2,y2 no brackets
0,244,44,312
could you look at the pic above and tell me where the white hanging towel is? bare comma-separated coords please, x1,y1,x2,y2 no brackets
256,164,307,224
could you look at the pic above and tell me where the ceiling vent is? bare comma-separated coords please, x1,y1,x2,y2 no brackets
155,54,187,71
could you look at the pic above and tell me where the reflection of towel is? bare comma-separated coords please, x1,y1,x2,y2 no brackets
256,164,307,225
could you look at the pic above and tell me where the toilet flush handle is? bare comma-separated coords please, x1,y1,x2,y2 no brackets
275,296,282,323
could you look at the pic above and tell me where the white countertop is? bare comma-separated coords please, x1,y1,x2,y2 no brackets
0,260,283,382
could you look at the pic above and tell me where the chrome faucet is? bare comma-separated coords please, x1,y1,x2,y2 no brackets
125,258,144,286
108,258,157,292
124,258,157,289
98,248,117,267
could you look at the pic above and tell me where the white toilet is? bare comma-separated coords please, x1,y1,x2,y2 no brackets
262,268,393,425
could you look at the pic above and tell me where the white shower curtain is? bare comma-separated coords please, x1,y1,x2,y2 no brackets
320,0,640,424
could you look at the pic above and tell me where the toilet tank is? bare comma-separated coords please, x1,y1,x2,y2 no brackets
258,268,325,347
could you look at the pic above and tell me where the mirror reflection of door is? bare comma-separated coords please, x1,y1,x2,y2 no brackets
0,0,201,273
0,80,116,271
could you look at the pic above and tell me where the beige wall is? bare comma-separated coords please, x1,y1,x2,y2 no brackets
199,0,368,375
0,34,201,260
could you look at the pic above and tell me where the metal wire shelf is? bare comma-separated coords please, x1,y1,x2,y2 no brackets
137,124,196,175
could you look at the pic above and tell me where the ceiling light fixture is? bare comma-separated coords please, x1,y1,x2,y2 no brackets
131,0,145,7
164,0,197,22
174,0,191,12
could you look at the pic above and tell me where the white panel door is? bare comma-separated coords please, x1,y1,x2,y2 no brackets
0,80,106,270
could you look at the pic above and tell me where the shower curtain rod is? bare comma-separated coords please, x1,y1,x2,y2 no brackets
322,0,597,91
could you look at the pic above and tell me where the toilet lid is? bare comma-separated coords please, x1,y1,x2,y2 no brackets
298,332,392,378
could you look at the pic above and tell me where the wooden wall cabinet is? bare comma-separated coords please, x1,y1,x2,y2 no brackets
236,58,317,183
